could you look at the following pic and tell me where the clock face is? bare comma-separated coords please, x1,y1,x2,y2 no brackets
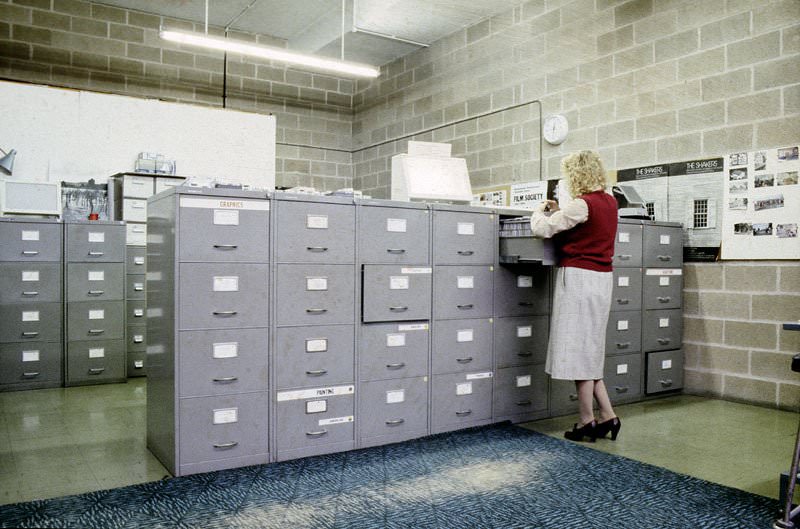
543,114,568,145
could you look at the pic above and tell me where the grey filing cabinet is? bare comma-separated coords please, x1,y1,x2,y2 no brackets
431,204,496,434
273,194,356,462
146,187,270,477
0,218,64,391
64,220,127,386
357,199,432,449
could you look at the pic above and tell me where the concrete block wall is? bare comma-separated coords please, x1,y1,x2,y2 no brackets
0,0,353,191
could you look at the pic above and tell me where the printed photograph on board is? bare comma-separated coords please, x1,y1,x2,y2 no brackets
729,168,747,180
61,179,109,221
729,152,748,166
753,223,773,236
777,223,798,238
754,173,774,187
729,180,748,193
734,222,752,234
729,197,748,210
753,194,784,211
754,151,767,171
777,171,798,186
778,146,799,162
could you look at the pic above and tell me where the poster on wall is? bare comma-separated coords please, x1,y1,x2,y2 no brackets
721,146,800,260
471,185,509,207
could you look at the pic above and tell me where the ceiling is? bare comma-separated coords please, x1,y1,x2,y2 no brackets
96,0,522,67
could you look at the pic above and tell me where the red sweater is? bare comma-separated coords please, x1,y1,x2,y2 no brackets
554,190,618,272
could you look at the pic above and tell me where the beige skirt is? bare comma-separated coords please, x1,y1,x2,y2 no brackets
546,266,613,380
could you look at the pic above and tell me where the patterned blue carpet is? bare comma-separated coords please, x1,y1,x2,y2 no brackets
0,424,776,528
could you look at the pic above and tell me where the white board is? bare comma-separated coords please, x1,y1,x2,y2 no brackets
0,80,276,189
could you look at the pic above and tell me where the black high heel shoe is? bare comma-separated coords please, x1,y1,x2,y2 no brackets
595,417,622,440
564,420,597,442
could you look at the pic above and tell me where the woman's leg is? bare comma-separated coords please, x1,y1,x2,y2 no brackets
575,380,595,425
593,379,616,422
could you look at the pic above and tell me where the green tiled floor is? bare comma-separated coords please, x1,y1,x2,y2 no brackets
0,383,796,506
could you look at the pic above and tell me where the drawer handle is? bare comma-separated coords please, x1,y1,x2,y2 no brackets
213,376,238,383
615,386,629,394
306,308,328,314
659,379,673,387
213,441,238,449
213,310,238,316
385,418,405,426
618,254,631,260
134,285,144,291
89,368,105,375
616,298,630,305
306,246,328,252
616,342,631,349
517,351,533,357
88,251,105,257
457,250,474,256
22,372,40,378
213,244,238,250
22,291,39,296
456,357,473,364
88,290,105,296
306,369,327,376
386,248,406,254
518,301,534,307
386,362,406,370
657,296,671,303
516,400,532,407
568,393,578,401
455,410,472,417
88,329,105,335
22,250,39,256
657,255,672,261
22,332,40,337
389,306,408,312
306,429,328,438
657,338,670,345
457,304,474,310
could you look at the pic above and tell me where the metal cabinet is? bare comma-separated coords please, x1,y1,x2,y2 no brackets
643,225,682,268
66,339,126,384
0,220,62,262
66,223,126,262
275,264,355,326
126,246,147,272
643,270,683,310
433,265,494,319
66,263,125,302
432,210,495,265
358,203,430,264
642,309,682,352
0,263,61,304
611,268,642,312
646,349,684,394
432,318,493,375
431,372,493,433
493,265,550,317
359,322,429,382
276,200,355,264
613,221,643,267
123,199,148,223
606,311,642,356
66,300,124,341
275,325,354,389
362,265,432,322
604,353,643,403
493,366,548,419
0,341,62,386
359,377,428,446
0,304,63,343
493,315,548,368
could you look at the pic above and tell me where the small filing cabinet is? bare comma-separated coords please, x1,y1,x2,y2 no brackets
64,220,126,386
0,218,64,391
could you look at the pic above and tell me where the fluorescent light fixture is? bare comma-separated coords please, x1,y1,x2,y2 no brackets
160,29,380,78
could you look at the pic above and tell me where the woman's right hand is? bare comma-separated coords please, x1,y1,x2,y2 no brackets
543,199,560,213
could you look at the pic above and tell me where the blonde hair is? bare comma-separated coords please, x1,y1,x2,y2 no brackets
561,150,607,198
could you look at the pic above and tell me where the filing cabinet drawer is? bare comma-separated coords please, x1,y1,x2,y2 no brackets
123,174,155,198
432,372,493,428
359,377,428,439
0,303,62,343
646,349,684,394
126,223,147,246
493,366,548,418
359,206,430,264
611,268,642,312
126,324,147,352
126,299,147,323
0,341,62,384
178,196,270,262
493,315,548,368
66,301,124,341
123,198,148,222
549,378,579,417
127,350,147,376
493,265,549,317
178,328,268,397
179,392,269,464
275,325,354,390
66,223,126,262
276,201,355,263
643,225,682,268
604,353,642,402
606,311,642,356
66,339,125,384
155,177,184,194
0,221,62,262
433,265,493,319
178,263,269,330
126,246,147,272
643,270,683,310
0,262,62,303
614,223,643,267
275,264,354,326
432,210,495,265
642,309,682,352
276,389,354,451
362,265,432,322
126,273,147,300
432,318,492,374
359,322,429,382
66,263,124,302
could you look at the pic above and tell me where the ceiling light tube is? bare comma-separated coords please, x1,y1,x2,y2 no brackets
160,29,380,78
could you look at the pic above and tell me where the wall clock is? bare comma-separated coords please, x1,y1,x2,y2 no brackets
543,114,569,145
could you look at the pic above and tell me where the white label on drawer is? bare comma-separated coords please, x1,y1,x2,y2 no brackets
21,230,40,241
456,382,473,396
386,389,405,404
179,197,269,211
22,311,39,322
387,218,407,233
307,214,328,229
213,408,238,425
306,339,328,353
517,325,532,338
517,276,533,288
88,232,105,243
213,209,239,226
133,309,144,317
457,276,474,289
89,309,105,320
134,282,144,291
659,318,670,328
213,342,238,359
660,234,670,245
22,350,39,362
306,277,328,291
134,360,144,368
213,276,239,292
22,271,39,282
134,257,145,265
659,276,670,286
616,363,628,375
88,270,105,281
306,400,327,414
662,359,672,370
319,415,354,426
457,329,474,343
89,347,105,358
390,276,409,290
618,276,629,287
516,375,532,387
133,335,144,343
457,222,475,235
617,320,629,331
466,371,493,380
398,323,428,331
400,267,432,274
276,384,355,401
618,232,630,243
386,333,406,347
645,269,683,276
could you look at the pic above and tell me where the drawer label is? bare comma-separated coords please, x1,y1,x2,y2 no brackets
386,333,405,347
133,335,144,343
662,359,672,370
645,269,682,276
306,214,328,229
133,309,144,317
134,257,145,265
22,350,39,362
398,323,428,331
306,339,328,353
457,222,475,236
213,209,239,226
213,276,239,292
22,270,39,282
386,218,407,233
400,267,431,274
457,276,474,289
213,342,238,359
517,325,532,338
89,347,105,358
389,276,409,290
456,382,473,395
21,230,40,241
22,311,39,322
466,371,493,380
517,276,533,288
617,363,628,375
306,277,328,291
659,276,670,286
88,232,105,243
456,329,474,343
134,282,144,291
617,320,629,331
277,385,354,401
660,234,670,245
386,389,405,404
89,309,105,320
213,408,238,424
179,197,270,211
319,415,353,426
88,270,105,281
306,400,327,414
618,232,630,243
617,276,629,287
659,318,670,328
516,375,532,388
134,360,144,368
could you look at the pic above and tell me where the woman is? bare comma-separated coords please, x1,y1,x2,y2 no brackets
530,150,621,442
